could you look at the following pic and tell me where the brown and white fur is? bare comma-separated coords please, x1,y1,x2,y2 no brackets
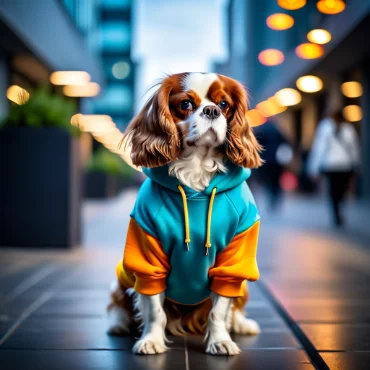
108,72,262,355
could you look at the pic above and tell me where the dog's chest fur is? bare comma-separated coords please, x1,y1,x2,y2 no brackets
169,132,227,192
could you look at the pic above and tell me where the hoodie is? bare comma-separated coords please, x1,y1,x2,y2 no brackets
117,162,260,305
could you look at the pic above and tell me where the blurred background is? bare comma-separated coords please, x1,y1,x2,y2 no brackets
1,1,370,368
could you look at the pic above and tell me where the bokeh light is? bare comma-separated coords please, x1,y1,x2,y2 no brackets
341,81,363,98
280,171,298,192
258,49,284,66
296,75,323,93
63,82,100,97
112,62,130,80
266,13,294,31
275,88,302,106
307,29,332,44
343,105,363,122
296,43,324,59
256,96,287,117
246,109,267,127
317,0,346,14
6,85,30,105
278,0,306,10
50,71,90,85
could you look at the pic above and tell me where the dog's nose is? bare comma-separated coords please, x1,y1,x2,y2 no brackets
203,105,221,119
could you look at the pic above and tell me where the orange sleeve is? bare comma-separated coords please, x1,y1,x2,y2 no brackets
209,220,260,298
122,218,170,295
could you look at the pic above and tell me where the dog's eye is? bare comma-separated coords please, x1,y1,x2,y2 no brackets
219,100,229,110
180,100,193,111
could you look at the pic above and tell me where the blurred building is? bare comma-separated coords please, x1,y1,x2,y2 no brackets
62,0,135,129
0,0,103,118
220,0,370,200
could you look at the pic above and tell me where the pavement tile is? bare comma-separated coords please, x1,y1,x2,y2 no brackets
0,349,186,370
285,301,370,323
300,323,370,351
186,331,301,350
321,351,370,370
188,349,312,370
34,296,107,317
0,317,184,350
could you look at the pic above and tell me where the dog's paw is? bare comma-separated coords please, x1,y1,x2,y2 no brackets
232,311,261,335
133,337,167,355
206,340,241,356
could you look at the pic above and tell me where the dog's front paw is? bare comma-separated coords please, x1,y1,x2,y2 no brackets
233,311,261,335
206,340,241,356
133,337,167,355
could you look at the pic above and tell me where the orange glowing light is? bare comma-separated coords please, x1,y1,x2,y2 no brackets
317,0,345,14
6,85,30,105
50,71,90,85
307,29,332,44
295,43,324,59
256,97,287,117
275,88,302,106
296,75,323,93
341,81,363,98
343,105,362,122
63,82,100,97
266,13,294,30
278,0,306,10
258,49,284,66
246,109,267,127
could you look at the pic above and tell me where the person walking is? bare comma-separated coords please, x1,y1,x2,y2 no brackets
254,120,291,211
308,110,360,227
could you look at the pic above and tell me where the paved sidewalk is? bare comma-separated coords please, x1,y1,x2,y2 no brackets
0,189,369,369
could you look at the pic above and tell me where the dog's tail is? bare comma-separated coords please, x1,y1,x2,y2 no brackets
164,282,249,336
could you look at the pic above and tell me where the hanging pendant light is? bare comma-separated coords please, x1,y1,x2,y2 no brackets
296,76,323,93
317,0,345,14
278,0,306,10
258,49,285,66
267,13,294,30
296,43,324,59
307,29,332,44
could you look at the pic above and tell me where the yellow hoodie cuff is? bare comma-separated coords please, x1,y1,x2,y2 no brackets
134,277,167,295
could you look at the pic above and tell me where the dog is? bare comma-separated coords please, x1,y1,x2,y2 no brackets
108,72,262,356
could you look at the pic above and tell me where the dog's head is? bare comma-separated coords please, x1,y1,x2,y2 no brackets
124,72,262,168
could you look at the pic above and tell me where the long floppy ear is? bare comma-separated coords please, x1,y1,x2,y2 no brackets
225,80,262,168
123,78,181,168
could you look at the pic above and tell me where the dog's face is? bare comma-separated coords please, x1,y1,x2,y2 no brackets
125,72,261,168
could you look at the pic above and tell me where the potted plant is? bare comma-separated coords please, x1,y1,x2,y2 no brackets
84,146,138,198
0,88,82,248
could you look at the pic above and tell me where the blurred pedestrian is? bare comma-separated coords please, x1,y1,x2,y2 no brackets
254,120,291,211
308,110,360,227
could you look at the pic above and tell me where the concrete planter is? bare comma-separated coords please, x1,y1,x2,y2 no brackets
0,127,82,248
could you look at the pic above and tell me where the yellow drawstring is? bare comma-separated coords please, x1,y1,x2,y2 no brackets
205,188,217,256
177,185,190,251
177,185,217,255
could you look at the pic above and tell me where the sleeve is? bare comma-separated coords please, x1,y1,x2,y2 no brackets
307,119,330,176
122,217,170,295
209,220,260,298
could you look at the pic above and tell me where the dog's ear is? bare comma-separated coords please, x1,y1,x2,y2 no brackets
225,80,262,168
123,78,181,168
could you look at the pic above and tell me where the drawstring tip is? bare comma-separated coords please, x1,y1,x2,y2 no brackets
186,242,190,251
205,248,209,256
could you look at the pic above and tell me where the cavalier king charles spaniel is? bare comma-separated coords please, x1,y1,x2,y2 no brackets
108,72,262,356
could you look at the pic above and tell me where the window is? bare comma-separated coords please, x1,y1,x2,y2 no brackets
93,84,133,114
99,22,131,52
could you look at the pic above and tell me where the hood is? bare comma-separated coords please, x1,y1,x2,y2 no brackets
142,161,251,195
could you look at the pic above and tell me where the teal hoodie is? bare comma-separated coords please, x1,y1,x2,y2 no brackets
128,162,260,305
